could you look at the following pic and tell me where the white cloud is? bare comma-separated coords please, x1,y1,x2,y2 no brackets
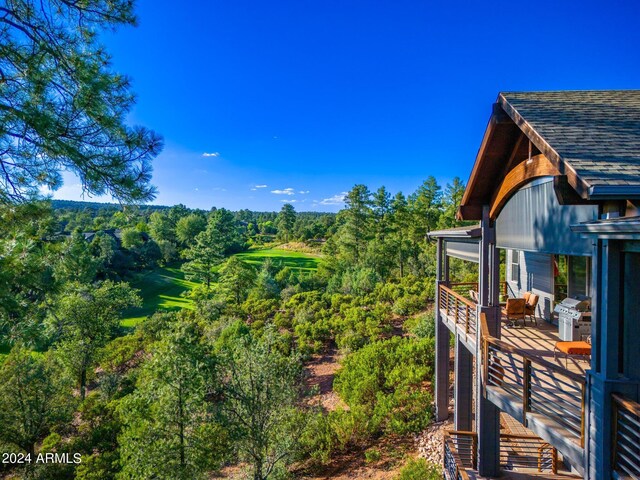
202,152,220,157
255,184,267,188
298,190,310,194
320,192,347,205
271,188,295,195
281,199,298,203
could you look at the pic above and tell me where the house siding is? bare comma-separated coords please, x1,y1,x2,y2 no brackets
496,178,597,256
507,249,554,320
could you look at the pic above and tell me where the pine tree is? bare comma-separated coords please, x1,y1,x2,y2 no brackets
118,324,226,479
52,281,140,399
276,203,296,243
338,184,373,264
0,348,74,456
0,0,162,204
218,256,256,305
182,209,242,289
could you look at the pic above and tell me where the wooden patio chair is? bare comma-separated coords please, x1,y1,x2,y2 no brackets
502,298,526,328
524,293,539,326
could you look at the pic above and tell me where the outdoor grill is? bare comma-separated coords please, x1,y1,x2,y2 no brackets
554,297,591,341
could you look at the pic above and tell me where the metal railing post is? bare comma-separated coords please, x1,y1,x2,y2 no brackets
523,358,531,424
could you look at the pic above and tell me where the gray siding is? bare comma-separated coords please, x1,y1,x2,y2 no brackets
506,249,555,320
496,178,597,256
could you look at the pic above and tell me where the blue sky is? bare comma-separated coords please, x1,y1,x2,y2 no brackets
51,0,640,211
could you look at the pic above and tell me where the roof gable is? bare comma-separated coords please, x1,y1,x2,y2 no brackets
460,90,640,219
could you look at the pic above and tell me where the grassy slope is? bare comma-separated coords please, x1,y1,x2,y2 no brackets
120,266,198,327
120,248,320,328
235,247,322,272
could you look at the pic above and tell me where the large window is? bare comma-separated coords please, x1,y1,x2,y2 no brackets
568,256,590,298
553,254,590,301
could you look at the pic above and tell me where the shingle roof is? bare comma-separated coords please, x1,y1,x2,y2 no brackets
499,90,640,196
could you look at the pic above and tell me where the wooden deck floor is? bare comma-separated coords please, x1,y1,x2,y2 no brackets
499,318,590,376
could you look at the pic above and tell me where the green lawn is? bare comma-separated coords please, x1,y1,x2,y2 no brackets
235,247,322,272
120,266,198,328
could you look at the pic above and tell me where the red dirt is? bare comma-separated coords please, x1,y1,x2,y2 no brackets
304,345,347,412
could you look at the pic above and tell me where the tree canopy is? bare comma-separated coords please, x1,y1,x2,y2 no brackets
0,0,162,204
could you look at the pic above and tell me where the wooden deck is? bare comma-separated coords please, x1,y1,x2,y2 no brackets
499,319,590,376
444,421,582,480
439,284,590,473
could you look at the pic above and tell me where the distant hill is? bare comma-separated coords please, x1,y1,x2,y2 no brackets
50,199,336,216
51,199,171,211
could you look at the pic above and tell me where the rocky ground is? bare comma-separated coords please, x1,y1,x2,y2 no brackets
415,415,453,467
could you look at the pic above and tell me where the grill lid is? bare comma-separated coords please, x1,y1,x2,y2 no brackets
558,296,591,312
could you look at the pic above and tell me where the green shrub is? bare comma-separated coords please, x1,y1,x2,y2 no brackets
406,310,435,339
395,457,441,480
364,448,381,463
392,294,426,316
334,337,434,435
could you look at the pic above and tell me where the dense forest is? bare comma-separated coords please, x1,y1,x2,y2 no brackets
0,2,478,478
0,178,476,480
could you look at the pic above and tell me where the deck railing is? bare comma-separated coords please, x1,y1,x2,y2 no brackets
500,433,558,473
443,431,472,480
446,281,509,300
444,430,557,476
480,315,587,448
439,282,510,341
612,393,640,479
439,284,478,339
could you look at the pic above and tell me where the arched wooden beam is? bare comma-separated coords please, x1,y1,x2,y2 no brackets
489,154,562,219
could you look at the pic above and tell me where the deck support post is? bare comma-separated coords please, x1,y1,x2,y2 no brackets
476,206,501,477
454,335,473,430
435,238,451,422
585,238,619,480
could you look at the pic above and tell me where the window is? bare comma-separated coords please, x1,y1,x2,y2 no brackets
568,256,591,298
510,250,520,282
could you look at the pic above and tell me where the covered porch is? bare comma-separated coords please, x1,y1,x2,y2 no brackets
431,224,589,476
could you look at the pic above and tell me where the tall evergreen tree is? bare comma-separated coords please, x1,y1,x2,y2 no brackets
218,330,305,480
338,184,372,264
182,209,242,288
118,324,226,479
390,192,412,278
438,177,467,229
218,257,256,306
0,0,162,204
276,203,296,243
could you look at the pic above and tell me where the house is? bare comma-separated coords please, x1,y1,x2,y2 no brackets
430,91,640,479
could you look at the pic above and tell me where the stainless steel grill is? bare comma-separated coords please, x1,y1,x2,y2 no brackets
554,297,591,341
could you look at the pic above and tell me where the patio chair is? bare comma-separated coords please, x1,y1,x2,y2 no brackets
502,298,526,328
524,293,539,326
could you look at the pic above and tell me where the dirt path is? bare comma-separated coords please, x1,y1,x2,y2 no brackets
305,345,346,412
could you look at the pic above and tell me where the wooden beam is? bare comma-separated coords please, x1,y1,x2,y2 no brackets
489,154,561,219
